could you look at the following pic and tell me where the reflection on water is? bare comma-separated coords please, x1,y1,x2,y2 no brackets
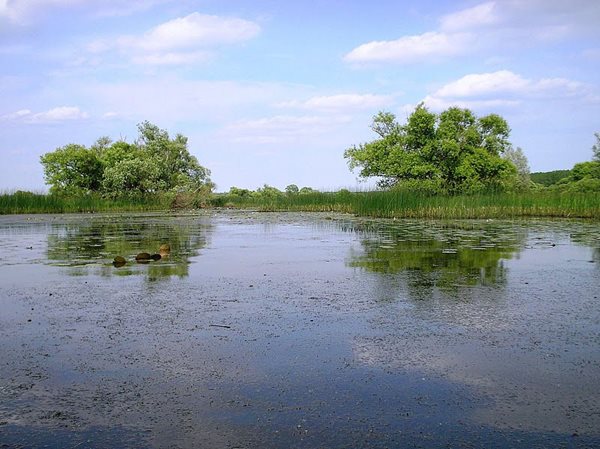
344,220,526,299
44,214,212,280
1,212,599,448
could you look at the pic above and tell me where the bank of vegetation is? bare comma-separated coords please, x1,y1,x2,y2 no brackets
1,112,599,219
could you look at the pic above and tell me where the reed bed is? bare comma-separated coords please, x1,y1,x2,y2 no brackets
214,190,600,219
3,190,599,219
0,191,171,215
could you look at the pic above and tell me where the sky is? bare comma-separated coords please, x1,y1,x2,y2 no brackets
1,0,599,192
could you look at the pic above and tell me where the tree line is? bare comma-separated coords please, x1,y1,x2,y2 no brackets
39,109,599,199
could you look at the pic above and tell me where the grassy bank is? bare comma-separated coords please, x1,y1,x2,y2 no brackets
0,191,172,215
3,190,600,219
212,190,600,219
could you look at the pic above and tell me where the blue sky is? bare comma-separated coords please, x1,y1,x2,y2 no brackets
1,0,599,192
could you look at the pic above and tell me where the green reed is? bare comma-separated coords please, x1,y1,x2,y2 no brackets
0,191,172,214
212,190,600,219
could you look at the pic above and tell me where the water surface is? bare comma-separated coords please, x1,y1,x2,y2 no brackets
0,212,599,448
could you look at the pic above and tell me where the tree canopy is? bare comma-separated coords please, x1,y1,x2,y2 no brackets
41,122,213,196
344,105,522,193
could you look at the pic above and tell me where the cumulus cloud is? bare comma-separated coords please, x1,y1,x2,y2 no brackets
87,12,260,66
344,31,470,64
422,70,587,110
345,1,600,65
278,94,394,111
2,106,88,123
122,13,260,51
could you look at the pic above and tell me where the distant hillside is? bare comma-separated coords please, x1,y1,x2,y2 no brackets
530,169,572,186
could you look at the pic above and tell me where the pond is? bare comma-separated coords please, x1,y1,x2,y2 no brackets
0,211,599,449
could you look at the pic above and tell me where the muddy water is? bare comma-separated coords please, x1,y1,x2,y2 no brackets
0,211,599,449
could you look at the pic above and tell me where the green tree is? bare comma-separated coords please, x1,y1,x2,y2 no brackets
228,186,253,197
503,146,530,190
592,132,600,162
285,184,299,195
40,144,103,194
136,121,212,192
40,122,213,197
345,105,516,193
255,184,283,199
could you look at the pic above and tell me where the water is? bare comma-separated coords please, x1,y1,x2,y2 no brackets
0,211,599,449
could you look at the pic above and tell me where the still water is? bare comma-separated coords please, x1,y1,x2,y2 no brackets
0,211,599,449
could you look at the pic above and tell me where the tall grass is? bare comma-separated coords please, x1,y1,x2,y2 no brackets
3,189,599,219
212,190,600,219
0,191,172,215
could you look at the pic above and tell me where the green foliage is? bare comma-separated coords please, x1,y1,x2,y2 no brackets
530,170,571,186
502,146,530,190
285,184,299,195
592,132,600,163
255,184,283,199
345,105,518,193
40,144,104,195
40,122,212,198
228,186,253,197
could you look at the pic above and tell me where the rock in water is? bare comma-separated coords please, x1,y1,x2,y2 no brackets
113,256,126,267
150,253,162,261
135,252,152,261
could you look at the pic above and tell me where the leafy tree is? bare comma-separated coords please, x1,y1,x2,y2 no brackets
299,187,316,194
285,184,299,195
592,132,600,162
345,105,517,193
40,144,103,194
40,122,212,197
228,186,253,197
255,184,283,199
503,146,530,190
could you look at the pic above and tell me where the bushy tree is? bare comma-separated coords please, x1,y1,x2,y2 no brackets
255,184,283,199
345,105,517,193
40,122,212,197
285,184,299,195
40,144,103,194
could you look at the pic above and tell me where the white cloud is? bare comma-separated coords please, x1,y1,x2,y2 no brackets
124,13,260,51
2,106,88,123
422,70,588,111
440,2,498,31
345,1,600,66
1,109,32,120
434,70,530,98
87,12,260,66
278,94,393,111
344,31,470,64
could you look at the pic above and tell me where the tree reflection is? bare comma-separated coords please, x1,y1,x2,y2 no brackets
46,215,212,281
345,220,526,300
